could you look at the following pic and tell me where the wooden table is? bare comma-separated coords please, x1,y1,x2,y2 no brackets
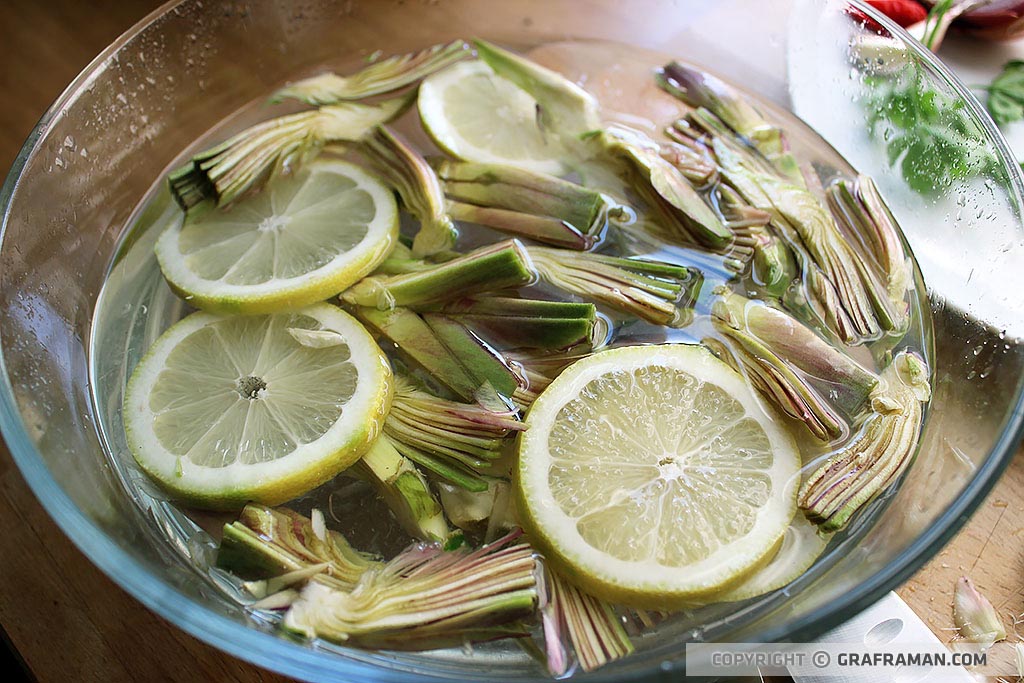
0,2,1020,681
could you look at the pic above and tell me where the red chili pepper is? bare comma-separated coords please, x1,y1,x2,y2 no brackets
845,0,928,33
864,0,929,27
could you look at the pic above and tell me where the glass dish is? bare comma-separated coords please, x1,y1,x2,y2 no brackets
1,0,1022,680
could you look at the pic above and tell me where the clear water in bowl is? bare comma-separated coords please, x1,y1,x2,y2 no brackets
86,38,933,675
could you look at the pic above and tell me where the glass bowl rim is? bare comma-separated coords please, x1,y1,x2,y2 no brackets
0,0,1021,680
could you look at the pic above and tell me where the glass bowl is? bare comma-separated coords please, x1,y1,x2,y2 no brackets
2,0,1022,680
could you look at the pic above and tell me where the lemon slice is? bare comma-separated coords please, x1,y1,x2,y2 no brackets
418,60,565,175
156,159,398,314
516,344,800,608
123,303,392,509
711,516,830,603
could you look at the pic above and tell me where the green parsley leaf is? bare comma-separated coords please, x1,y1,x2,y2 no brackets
865,65,1000,194
986,60,1024,127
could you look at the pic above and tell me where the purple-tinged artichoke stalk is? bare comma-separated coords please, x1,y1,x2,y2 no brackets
272,40,470,104
690,108,900,344
362,126,457,257
827,175,912,333
590,124,733,251
217,504,380,593
708,289,878,441
283,530,538,650
713,183,795,297
168,92,414,210
657,61,805,187
538,566,633,676
384,376,525,492
527,247,701,327
798,350,930,532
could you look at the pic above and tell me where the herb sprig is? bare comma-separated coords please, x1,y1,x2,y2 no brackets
864,65,1000,194
984,60,1024,127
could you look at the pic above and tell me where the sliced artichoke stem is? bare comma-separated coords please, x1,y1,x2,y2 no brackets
827,177,911,333
436,160,610,232
710,290,879,440
658,62,805,186
168,93,413,210
356,436,451,542
217,522,307,580
464,314,595,351
352,305,477,399
698,112,887,344
341,239,537,310
375,242,436,275
282,530,538,650
447,201,593,250
272,39,470,104
426,296,598,350
354,304,523,405
473,39,601,141
658,134,719,187
542,567,634,673
362,126,456,256
383,376,523,492
714,183,795,296
217,505,379,591
528,246,700,327
429,314,522,396
798,351,931,532
593,125,733,250
436,296,596,319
